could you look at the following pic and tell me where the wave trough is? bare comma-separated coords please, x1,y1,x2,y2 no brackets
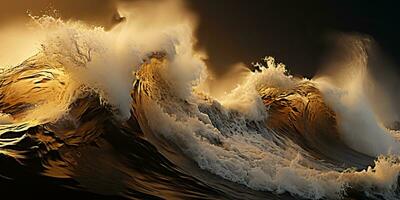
1,2,400,199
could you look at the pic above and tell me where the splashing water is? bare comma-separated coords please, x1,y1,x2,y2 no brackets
0,1,400,199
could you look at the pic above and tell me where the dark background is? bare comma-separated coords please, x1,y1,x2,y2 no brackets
1,0,399,78
188,0,400,77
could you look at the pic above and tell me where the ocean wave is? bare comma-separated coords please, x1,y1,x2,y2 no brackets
0,4,400,199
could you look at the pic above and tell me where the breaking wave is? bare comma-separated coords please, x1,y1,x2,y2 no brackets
1,2,400,199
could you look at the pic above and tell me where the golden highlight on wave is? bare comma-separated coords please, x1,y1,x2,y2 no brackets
0,0,400,199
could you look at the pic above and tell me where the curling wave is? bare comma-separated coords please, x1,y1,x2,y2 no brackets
1,7,400,200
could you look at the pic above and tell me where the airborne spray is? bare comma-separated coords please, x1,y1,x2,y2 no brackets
0,0,400,199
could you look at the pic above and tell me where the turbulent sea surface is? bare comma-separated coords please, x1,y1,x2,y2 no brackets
1,6,400,200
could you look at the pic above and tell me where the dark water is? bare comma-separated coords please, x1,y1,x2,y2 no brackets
0,93,292,199
0,54,399,200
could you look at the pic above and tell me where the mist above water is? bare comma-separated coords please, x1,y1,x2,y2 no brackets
0,1,400,199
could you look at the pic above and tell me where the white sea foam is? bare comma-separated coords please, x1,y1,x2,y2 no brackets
1,1,400,199
217,57,296,121
314,36,400,157
137,56,400,199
